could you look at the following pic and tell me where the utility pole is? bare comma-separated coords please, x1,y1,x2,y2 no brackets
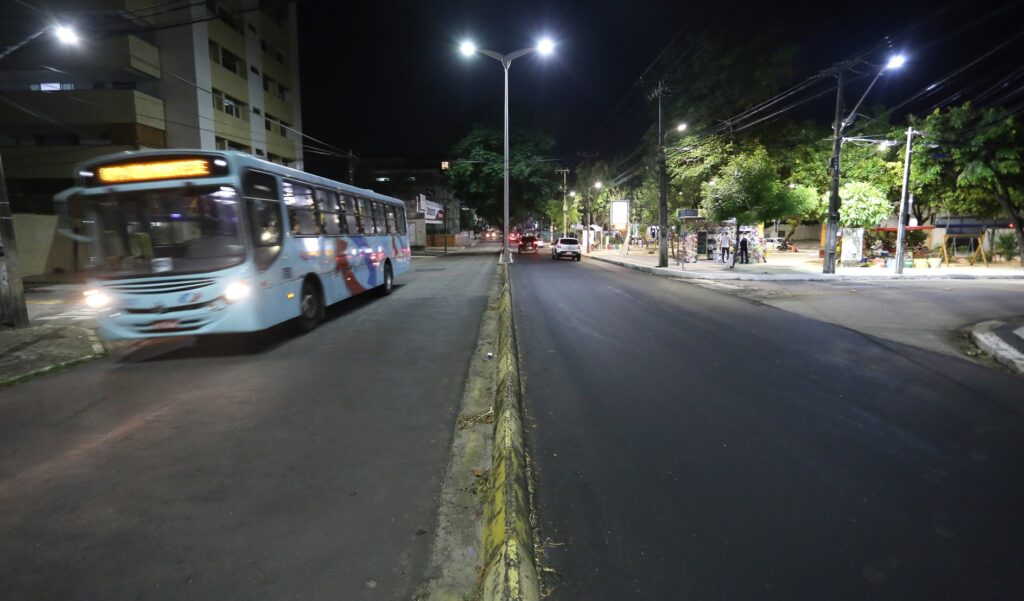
347,150,356,184
823,70,845,274
651,80,670,268
556,167,569,237
0,155,30,328
894,126,917,275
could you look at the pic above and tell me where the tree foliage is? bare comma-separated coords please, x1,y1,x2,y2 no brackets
699,146,799,224
447,126,559,227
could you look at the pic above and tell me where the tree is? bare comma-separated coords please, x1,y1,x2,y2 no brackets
700,146,800,266
833,181,892,228
920,103,1024,265
447,126,559,228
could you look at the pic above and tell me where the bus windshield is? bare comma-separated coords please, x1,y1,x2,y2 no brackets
85,186,247,278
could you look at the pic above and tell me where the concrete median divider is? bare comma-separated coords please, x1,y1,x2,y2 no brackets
482,264,540,601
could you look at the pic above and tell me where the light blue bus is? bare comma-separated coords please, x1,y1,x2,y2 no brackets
54,150,411,339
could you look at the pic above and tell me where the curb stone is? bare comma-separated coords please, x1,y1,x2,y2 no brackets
481,264,540,601
589,254,1024,282
0,325,106,387
971,320,1024,376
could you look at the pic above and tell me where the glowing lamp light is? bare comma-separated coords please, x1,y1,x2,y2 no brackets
83,289,110,309
224,281,251,302
459,41,476,56
53,25,79,45
676,123,688,132
97,159,210,183
885,54,906,70
536,38,555,55
594,181,603,189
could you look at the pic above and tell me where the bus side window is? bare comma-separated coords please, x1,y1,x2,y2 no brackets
336,193,350,234
356,197,371,234
316,189,340,235
341,194,357,234
243,170,283,271
397,206,407,234
283,180,318,236
370,202,384,234
385,204,397,234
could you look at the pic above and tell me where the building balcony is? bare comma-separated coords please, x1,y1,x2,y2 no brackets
0,89,164,130
265,128,297,161
208,17,247,58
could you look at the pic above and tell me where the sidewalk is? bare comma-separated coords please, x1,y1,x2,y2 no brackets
588,247,1024,281
412,239,500,257
0,324,105,386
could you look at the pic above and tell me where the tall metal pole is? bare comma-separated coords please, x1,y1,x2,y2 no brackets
556,168,569,237
823,71,845,274
501,62,511,264
0,154,30,328
894,126,915,275
656,82,668,268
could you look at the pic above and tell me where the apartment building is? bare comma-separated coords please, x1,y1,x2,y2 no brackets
0,0,303,276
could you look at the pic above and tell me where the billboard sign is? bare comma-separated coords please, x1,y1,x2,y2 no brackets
417,195,445,224
610,200,629,230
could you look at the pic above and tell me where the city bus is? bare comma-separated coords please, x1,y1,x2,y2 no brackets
53,150,411,340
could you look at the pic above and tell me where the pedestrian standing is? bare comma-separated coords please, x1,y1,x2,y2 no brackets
739,236,749,264
720,232,731,263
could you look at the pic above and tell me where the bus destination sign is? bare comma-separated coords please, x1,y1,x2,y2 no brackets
95,158,213,184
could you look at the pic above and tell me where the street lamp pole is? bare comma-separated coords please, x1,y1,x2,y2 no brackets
823,54,905,273
0,24,80,328
460,38,555,264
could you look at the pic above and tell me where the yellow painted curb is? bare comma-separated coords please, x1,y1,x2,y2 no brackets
481,264,540,601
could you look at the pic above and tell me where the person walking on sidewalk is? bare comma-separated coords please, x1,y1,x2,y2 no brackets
720,232,731,263
739,236,749,264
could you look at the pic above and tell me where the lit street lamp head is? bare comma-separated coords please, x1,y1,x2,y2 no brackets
536,38,555,56
594,181,602,189
459,40,476,56
676,123,688,132
885,54,906,70
53,25,79,45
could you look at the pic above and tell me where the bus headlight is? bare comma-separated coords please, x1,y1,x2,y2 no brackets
83,289,110,308
224,280,251,302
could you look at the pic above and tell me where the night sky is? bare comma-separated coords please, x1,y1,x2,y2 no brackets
297,0,1024,178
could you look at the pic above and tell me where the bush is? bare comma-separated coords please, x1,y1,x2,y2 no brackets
995,233,1019,261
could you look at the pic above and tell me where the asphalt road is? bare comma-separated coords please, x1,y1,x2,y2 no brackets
511,252,1024,601
0,254,495,600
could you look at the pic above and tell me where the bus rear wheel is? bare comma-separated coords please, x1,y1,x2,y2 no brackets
298,279,324,332
376,262,394,297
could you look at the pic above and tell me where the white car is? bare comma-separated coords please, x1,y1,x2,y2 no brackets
552,237,581,261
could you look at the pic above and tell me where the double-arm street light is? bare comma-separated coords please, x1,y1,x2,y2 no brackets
822,53,906,274
0,24,80,328
459,37,555,264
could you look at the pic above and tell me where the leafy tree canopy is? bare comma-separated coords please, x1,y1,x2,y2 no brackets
447,126,559,227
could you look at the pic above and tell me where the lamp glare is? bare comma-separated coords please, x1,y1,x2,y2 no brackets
53,25,79,45
459,41,476,56
886,54,906,70
536,38,555,55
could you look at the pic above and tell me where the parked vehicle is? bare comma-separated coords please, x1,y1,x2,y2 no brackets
552,237,582,261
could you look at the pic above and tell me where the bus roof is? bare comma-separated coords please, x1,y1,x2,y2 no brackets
67,149,405,206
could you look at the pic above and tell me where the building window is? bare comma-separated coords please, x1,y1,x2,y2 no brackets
375,177,390,182
38,82,61,91
262,74,273,92
274,50,285,63
250,65,259,75
215,136,229,150
112,81,136,89
277,83,288,102
252,107,262,115
208,40,220,62
255,148,265,156
223,96,243,118
220,49,245,76
260,38,270,52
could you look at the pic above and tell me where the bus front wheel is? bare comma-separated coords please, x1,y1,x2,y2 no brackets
298,279,324,332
